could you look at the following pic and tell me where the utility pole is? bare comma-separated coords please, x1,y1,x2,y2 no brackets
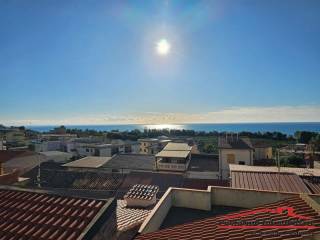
37,153,41,188
277,149,281,200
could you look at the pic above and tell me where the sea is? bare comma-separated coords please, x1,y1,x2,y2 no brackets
26,122,320,135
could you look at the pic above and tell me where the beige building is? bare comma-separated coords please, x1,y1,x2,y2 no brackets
138,138,171,155
252,142,273,160
0,129,26,145
155,143,192,172
218,136,254,179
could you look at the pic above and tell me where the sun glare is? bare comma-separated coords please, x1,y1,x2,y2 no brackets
156,39,171,56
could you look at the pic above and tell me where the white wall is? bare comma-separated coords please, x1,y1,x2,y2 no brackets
131,144,140,154
77,146,95,157
99,148,112,157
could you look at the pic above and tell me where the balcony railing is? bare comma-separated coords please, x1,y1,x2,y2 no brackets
156,161,188,172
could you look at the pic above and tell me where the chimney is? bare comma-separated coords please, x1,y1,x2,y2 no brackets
124,184,159,208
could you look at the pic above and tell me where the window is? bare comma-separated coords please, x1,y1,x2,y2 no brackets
227,154,235,164
238,161,245,165
86,148,89,152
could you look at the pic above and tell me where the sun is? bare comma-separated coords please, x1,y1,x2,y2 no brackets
156,39,171,56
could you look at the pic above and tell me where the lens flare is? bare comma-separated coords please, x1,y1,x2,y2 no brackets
156,39,171,56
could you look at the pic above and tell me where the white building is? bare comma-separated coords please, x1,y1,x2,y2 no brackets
34,141,62,152
76,143,114,157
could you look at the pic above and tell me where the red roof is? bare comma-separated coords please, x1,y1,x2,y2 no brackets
0,150,36,163
117,200,151,232
0,188,109,240
135,197,320,240
231,171,311,193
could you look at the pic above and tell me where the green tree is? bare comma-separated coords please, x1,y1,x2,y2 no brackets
204,144,215,153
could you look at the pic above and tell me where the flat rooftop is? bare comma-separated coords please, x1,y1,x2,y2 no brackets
188,153,219,172
156,150,190,158
62,156,112,168
163,143,192,151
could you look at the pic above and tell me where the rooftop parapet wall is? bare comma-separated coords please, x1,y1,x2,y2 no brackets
172,188,211,210
139,188,212,234
210,186,300,208
139,186,320,234
139,188,173,234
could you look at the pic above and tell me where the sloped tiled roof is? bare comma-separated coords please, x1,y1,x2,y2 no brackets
117,200,151,232
231,171,311,193
135,197,320,240
0,150,36,163
102,154,155,171
37,169,125,192
62,156,112,168
0,188,112,240
218,137,253,149
302,176,320,194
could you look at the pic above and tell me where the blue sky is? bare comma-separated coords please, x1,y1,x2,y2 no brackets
1,0,320,125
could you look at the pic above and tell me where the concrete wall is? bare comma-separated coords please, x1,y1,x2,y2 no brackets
210,187,298,208
35,141,62,152
139,186,320,235
172,188,211,210
139,188,173,233
254,147,273,160
130,144,140,154
186,171,220,179
77,146,95,157
99,148,112,157
219,149,253,179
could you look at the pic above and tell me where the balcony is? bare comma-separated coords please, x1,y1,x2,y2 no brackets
156,158,189,172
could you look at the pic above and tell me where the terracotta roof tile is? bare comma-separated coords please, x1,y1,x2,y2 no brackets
116,200,152,232
302,176,320,194
0,150,36,163
135,197,320,240
0,188,109,240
